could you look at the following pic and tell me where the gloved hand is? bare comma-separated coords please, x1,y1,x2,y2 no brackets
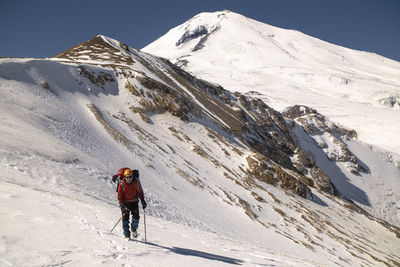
121,204,128,213
142,200,147,210
112,175,118,182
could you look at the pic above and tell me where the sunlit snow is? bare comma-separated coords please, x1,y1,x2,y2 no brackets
1,11,400,266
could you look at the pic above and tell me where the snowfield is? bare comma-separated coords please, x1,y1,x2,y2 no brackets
1,17,400,266
0,178,323,267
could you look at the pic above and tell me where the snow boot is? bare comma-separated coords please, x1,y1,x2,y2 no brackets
132,230,138,238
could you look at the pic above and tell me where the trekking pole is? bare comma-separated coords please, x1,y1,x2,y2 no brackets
143,209,147,243
109,211,128,234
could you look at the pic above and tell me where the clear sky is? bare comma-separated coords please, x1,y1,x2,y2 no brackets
1,0,399,62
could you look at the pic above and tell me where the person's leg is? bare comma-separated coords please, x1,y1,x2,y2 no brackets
121,207,131,238
130,203,140,236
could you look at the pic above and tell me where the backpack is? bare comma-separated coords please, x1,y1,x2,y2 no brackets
118,167,130,178
114,167,129,192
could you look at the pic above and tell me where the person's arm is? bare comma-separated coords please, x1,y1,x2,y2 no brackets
137,178,146,209
117,182,124,205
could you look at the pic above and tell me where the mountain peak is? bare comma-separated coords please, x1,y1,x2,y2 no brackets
55,34,134,65
142,10,286,61
143,11,400,155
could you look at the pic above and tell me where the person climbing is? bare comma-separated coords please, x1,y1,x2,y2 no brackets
117,168,147,239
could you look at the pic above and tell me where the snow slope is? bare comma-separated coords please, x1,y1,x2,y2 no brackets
1,35,399,266
143,10,400,155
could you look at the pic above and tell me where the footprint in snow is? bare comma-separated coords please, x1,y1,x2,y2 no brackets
113,253,123,260
110,239,123,251
97,230,104,238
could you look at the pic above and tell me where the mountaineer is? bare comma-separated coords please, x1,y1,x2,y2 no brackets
116,168,147,239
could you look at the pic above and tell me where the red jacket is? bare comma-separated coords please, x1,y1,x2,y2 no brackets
118,178,144,205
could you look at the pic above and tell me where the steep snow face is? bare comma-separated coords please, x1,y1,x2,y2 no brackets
1,35,400,266
143,10,400,155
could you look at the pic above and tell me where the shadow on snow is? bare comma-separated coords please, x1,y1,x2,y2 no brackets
137,240,244,265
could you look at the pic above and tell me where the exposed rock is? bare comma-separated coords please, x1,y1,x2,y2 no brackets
283,105,357,138
246,154,275,185
125,80,140,96
246,154,313,199
282,105,318,119
275,167,311,199
132,74,196,121
294,148,315,168
55,35,134,66
78,65,115,89
310,167,333,193
176,25,208,46
329,134,358,163
283,104,366,184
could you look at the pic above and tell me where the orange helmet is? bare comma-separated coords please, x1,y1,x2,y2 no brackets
124,169,133,178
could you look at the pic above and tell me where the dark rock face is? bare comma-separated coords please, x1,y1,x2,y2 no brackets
275,167,311,199
176,26,208,46
77,65,115,88
294,148,315,168
246,154,276,185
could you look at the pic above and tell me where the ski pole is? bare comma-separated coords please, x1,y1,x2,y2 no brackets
109,211,128,234
143,209,147,243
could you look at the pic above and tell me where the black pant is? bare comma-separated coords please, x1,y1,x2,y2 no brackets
121,202,140,220
121,202,140,237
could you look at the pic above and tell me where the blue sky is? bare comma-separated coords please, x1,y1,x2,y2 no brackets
1,0,399,62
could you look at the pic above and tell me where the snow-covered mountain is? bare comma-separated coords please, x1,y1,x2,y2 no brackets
1,33,399,266
143,10,400,156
